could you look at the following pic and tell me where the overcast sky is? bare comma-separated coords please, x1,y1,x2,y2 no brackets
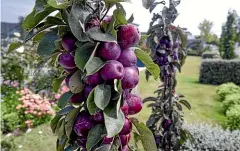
1,0,240,36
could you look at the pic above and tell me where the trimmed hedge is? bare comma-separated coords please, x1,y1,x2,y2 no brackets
199,59,240,85
202,51,220,59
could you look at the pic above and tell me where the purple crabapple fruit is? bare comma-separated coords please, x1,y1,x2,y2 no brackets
85,72,103,86
125,94,142,115
69,92,85,104
58,52,76,69
117,24,141,50
102,136,113,144
121,67,139,89
119,117,132,135
117,48,137,67
73,112,94,137
98,42,121,60
62,33,77,52
100,60,124,81
120,133,131,146
76,136,87,148
84,85,93,98
92,112,104,123
121,100,129,116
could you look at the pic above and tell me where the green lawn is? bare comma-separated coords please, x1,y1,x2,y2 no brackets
11,56,226,150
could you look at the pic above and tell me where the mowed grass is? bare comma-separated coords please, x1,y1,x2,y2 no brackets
12,56,226,150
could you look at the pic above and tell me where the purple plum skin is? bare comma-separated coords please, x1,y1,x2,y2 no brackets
121,67,139,90
69,92,85,104
73,112,94,137
119,117,132,135
58,53,76,69
99,42,121,60
100,60,125,81
117,48,137,67
62,33,77,52
125,94,142,115
85,72,103,86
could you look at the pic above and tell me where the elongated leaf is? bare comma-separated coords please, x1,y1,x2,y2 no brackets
74,43,96,71
65,107,81,139
179,100,191,110
130,117,157,151
58,91,73,108
114,79,122,93
104,102,125,137
134,47,160,80
85,57,105,76
87,89,100,115
34,0,48,17
8,42,22,53
33,31,48,43
64,143,78,151
142,0,156,9
68,3,90,41
48,0,70,9
94,144,111,151
57,135,67,151
57,119,65,138
45,16,66,25
57,105,74,116
113,9,127,27
127,14,134,23
94,84,111,110
149,1,165,13
140,34,150,41
22,7,55,30
87,27,117,42
51,115,62,133
37,31,58,57
69,70,84,93
143,97,158,103
105,0,131,3
86,124,106,151
53,75,66,93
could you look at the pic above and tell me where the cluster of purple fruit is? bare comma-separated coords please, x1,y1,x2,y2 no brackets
57,17,142,151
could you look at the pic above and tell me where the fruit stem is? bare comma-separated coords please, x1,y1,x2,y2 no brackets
100,6,110,22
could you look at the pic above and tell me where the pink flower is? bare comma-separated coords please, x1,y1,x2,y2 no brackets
54,94,61,100
3,80,10,85
11,81,19,87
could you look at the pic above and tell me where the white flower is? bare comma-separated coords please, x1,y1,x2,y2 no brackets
26,129,32,133
38,131,43,134
18,145,23,148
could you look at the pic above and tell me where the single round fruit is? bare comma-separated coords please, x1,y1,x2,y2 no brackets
100,60,124,81
99,42,121,60
125,94,142,115
121,100,129,116
62,33,77,51
84,85,93,98
58,53,76,69
85,72,103,86
117,48,137,67
119,117,132,135
102,136,113,144
92,112,104,123
76,136,87,148
69,92,85,104
120,133,131,146
73,112,94,137
117,24,141,50
121,67,139,89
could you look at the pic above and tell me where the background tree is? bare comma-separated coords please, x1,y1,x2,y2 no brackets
220,10,237,59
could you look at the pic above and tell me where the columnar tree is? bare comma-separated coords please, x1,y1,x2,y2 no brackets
143,0,192,150
220,10,237,59
9,0,160,151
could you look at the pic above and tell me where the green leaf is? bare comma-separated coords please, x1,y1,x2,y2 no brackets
37,31,58,57
87,88,100,115
179,100,191,110
53,75,66,93
22,7,55,30
127,14,134,23
57,135,68,151
87,27,117,42
134,47,160,80
86,124,106,151
45,16,66,25
65,107,81,139
140,34,150,41
8,42,23,53
74,43,96,71
94,84,111,110
57,105,74,116
58,91,73,108
113,9,127,27
104,103,125,137
104,16,117,39
34,0,48,17
51,115,62,133
69,70,85,93
85,42,100,69
47,0,70,9
105,0,131,3
142,0,156,9
64,144,79,151
57,119,66,138
94,145,111,151
85,57,105,76
130,117,157,151
33,31,48,43
68,3,90,41
114,79,122,93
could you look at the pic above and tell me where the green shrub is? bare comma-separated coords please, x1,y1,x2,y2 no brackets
199,59,240,85
216,83,240,100
1,137,16,151
223,93,240,112
225,105,240,130
202,51,221,59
